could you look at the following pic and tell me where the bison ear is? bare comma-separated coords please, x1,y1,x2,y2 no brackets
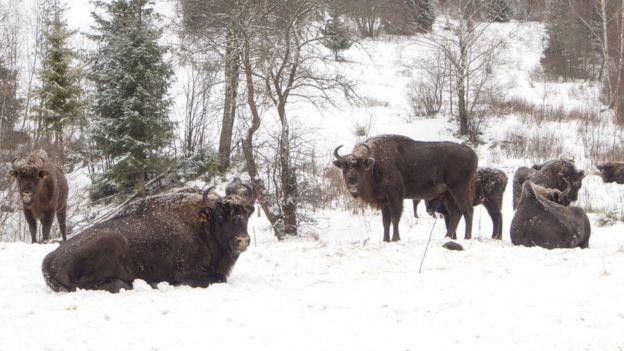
363,158,375,169
39,170,50,179
332,160,344,169
10,170,17,179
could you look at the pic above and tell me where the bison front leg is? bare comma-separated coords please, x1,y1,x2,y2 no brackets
24,209,38,243
412,200,419,218
389,198,403,241
41,211,55,242
381,206,391,242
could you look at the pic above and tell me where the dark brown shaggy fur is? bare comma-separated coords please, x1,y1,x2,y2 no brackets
512,158,585,209
596,162,624,184
510,182,590,249
41,188,254,293
333,134,478,241
9,150,68,243
423,167,507,239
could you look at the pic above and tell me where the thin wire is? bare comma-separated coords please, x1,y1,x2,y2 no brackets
419,215,438,274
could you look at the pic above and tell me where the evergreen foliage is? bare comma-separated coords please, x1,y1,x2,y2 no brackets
485,0,513,22
34,0,82,160
89,0,173,196
322,11,352,60
410,0,435,32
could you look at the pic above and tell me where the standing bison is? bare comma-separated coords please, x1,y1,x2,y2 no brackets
423,167,507,239
596,162,624,184
42,184,255,293
512,158,585,209
333,134,478,241
510,181,590,249
9,150,68,243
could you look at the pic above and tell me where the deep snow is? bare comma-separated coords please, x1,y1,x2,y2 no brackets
1,2,624,350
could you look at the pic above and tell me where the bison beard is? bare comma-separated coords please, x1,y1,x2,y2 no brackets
10,149,69,243
510,181,590,249
41,185,254,293
333,134,478,241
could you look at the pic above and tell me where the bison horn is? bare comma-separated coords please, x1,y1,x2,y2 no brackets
561,178,571,198
240,183,255,204
12,157,25,169
360,143,371,156
333,145,345,161
202,186,219,208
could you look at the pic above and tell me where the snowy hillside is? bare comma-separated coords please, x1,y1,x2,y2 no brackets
2,2,624,350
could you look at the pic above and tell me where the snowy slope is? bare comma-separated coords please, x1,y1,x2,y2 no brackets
1,3,624,350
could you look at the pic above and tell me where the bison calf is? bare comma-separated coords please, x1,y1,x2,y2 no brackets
510,181,590,249
333,134,477,241
10,150,68,243
423,167,507,239
42,185,254,293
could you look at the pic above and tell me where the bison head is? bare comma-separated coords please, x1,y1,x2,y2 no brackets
10,154,49,205
197,186,255,255
596,162,624,184
535,158,585,202
332,144,375,198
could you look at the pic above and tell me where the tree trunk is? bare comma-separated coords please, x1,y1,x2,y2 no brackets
217,22,241,174
457,37,469,135
241,34,278,232
600,0,613,107
278,106,298,238
615,2,624,124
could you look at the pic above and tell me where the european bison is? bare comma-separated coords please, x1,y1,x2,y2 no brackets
510,181,590,249
333,134,478,241
596,162,624,184
512,158,585,209
423,167,507,239
42,184,255,293
9,150,68,243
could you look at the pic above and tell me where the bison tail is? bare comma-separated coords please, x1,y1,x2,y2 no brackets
41,253,70,292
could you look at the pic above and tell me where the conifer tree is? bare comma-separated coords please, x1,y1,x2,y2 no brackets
485,0,513,22
35,0,82,161
322,11,352,60
89,0,173,196
410,0,435,32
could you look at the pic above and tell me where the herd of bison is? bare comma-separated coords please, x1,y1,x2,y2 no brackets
6,134,624,293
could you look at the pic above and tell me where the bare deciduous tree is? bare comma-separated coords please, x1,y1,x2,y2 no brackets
416,0,509,140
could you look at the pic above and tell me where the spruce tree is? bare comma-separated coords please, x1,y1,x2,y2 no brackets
35,0,82,161
485,0,513,22
322,11,352,60
410,0,435,32
89,0,173,196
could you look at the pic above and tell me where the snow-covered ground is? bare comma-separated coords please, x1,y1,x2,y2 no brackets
2,2,624,350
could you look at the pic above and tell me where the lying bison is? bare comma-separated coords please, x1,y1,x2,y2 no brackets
423,167,507,240
42,184,254,293
512,158,584,209
510,181,590,249
596,162,624,184
333,134,478,241
10,150,68,243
